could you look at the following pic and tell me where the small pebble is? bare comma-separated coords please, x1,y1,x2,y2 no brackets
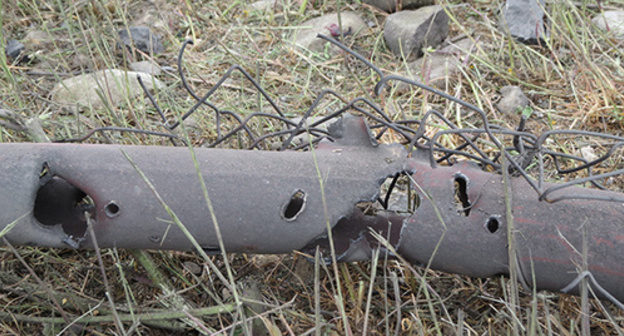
118,26,164,55
6,39,25,60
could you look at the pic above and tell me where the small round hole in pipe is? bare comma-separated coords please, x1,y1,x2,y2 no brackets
282,189,307,221
486,216,500,233
104,201,120,218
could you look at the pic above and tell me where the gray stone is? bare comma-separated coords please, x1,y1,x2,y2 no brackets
293,12,367,53
383,6,449,59
496,85,529,115
130,60,162,76
500,0,549,44
51,69,164,112
363,0,435,13
183,261,202,275
289,116,331,146
592,11,624,39
118,26,164,55
407,37,474,89
6,39,24,60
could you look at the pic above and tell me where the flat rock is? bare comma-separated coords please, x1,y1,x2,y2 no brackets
363,0,435,13
384,6,449,59
406,37,474,89
130,60,162,76
496,85,529,115
51,69,164,112
118,26,164,55
592,11,624,39
500,0,549,44
293,12,367,53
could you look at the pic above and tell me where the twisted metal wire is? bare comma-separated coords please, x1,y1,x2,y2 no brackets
59,34,624,204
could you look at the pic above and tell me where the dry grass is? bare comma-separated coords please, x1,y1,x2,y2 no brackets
0,0,623,335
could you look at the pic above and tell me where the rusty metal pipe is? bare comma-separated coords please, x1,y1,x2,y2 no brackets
0,116,406,253
399,159,624,302
0,115,622,306
303,158,624,304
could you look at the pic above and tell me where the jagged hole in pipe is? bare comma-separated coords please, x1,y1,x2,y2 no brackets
34,167,94,238
453,174,471,216
357,172,419,216
282,189,307,221
302,172,416,261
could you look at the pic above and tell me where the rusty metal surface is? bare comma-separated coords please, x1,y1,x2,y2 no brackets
399,159,624,301
0,115,407,253
298,151,624,303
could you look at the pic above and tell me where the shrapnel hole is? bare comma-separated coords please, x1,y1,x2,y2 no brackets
39,162,50,178
359,172,419,216
282,189,306,221
454,174,471,216
105,201,120,217
34,175,94,237
486,217,500,233
202,246,221,254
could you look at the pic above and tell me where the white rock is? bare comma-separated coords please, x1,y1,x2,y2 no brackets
130,60,162,76
51,69,164,112
580,146,599,162
592,11,624,39
292,12,367,53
